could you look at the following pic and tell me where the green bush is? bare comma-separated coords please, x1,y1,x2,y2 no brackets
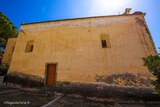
143,55,160,93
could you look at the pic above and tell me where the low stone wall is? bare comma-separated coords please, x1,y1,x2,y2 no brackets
54,82,160,102
5,72,160,102
7,72,44,87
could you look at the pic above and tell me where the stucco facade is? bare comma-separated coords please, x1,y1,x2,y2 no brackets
3,12,156,85
2,38,16,65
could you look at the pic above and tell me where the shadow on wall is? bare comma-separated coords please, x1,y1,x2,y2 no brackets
95,72,153,87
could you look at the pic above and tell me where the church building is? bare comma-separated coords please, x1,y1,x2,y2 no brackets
2,9,156,86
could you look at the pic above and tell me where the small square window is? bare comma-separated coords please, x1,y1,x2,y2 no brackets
100,34,111,48
25,40,34,52
101,40,107,48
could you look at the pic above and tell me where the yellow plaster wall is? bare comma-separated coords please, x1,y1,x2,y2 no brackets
2,38,17,65
7,14,156,82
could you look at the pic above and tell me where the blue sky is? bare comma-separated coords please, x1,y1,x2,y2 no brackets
0,0,159,51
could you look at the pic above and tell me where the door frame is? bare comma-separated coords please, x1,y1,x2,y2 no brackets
44,62,58,86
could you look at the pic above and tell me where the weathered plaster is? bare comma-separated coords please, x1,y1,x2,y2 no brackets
2,38,17,65
4,14,156,84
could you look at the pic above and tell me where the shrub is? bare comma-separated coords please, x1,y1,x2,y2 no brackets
143,55,160,94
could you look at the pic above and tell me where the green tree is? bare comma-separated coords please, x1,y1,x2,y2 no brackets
0,12,17,57
143,55,160,93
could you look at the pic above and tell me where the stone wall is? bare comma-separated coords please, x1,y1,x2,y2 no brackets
7,72,44,87
54,82,160,101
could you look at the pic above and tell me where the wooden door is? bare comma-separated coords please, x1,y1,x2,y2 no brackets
46,64,57,86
